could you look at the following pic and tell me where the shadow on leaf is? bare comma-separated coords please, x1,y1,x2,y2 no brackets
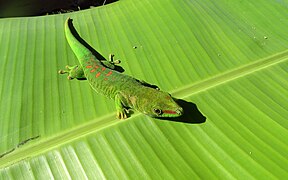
156,99,206,124
67,18,125,73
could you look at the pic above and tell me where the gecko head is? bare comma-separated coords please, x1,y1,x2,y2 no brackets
139,90,183,118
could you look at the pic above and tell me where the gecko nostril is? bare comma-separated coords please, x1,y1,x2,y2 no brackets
176,108,183,115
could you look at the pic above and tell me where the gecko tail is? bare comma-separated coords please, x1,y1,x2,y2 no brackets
65,17,94,63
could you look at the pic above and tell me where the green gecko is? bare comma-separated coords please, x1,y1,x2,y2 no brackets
59,18,183,119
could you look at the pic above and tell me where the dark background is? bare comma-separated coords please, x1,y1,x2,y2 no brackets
0,0,117,17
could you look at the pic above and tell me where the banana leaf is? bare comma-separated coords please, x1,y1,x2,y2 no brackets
0,0,288,179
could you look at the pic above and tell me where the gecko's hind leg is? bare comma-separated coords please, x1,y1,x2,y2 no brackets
58,65,86,80
101,54,121,69
108,54,121,64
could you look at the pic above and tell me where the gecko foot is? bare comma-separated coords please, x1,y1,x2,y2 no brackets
101,54,121,70
58,65,71,75
58,65,86,80
116,110,128,119
108,54,121,64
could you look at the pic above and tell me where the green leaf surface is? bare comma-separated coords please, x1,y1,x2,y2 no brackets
0,0,288,179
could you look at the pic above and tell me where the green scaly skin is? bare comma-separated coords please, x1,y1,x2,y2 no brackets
59,18,183,119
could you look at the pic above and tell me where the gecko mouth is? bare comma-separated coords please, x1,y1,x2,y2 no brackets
163,110,177,114
163,108,183,115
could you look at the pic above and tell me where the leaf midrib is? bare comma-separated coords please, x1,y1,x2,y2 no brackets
174,50,288,98
1,50,287,168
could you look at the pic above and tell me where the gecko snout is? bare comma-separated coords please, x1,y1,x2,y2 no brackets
176,107,184,115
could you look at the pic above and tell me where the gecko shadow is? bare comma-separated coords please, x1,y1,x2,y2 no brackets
67,18,125,73
156,99,206,124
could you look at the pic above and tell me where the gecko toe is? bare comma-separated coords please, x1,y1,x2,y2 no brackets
117,110,127,119
67,76,73,80
114,60,121,64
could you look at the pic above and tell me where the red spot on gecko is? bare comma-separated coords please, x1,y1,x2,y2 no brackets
106,71,113,76
96,72,101,78
95,65,99,69
162,110,177,114
101,67,106,71
90,69,96,73
86,65,93,68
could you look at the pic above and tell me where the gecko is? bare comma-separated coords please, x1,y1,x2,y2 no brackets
58,18,183,119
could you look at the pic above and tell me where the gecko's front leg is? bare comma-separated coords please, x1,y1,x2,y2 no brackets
115,93,128,119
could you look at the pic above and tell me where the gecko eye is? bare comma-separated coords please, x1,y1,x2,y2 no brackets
153,109,162,115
